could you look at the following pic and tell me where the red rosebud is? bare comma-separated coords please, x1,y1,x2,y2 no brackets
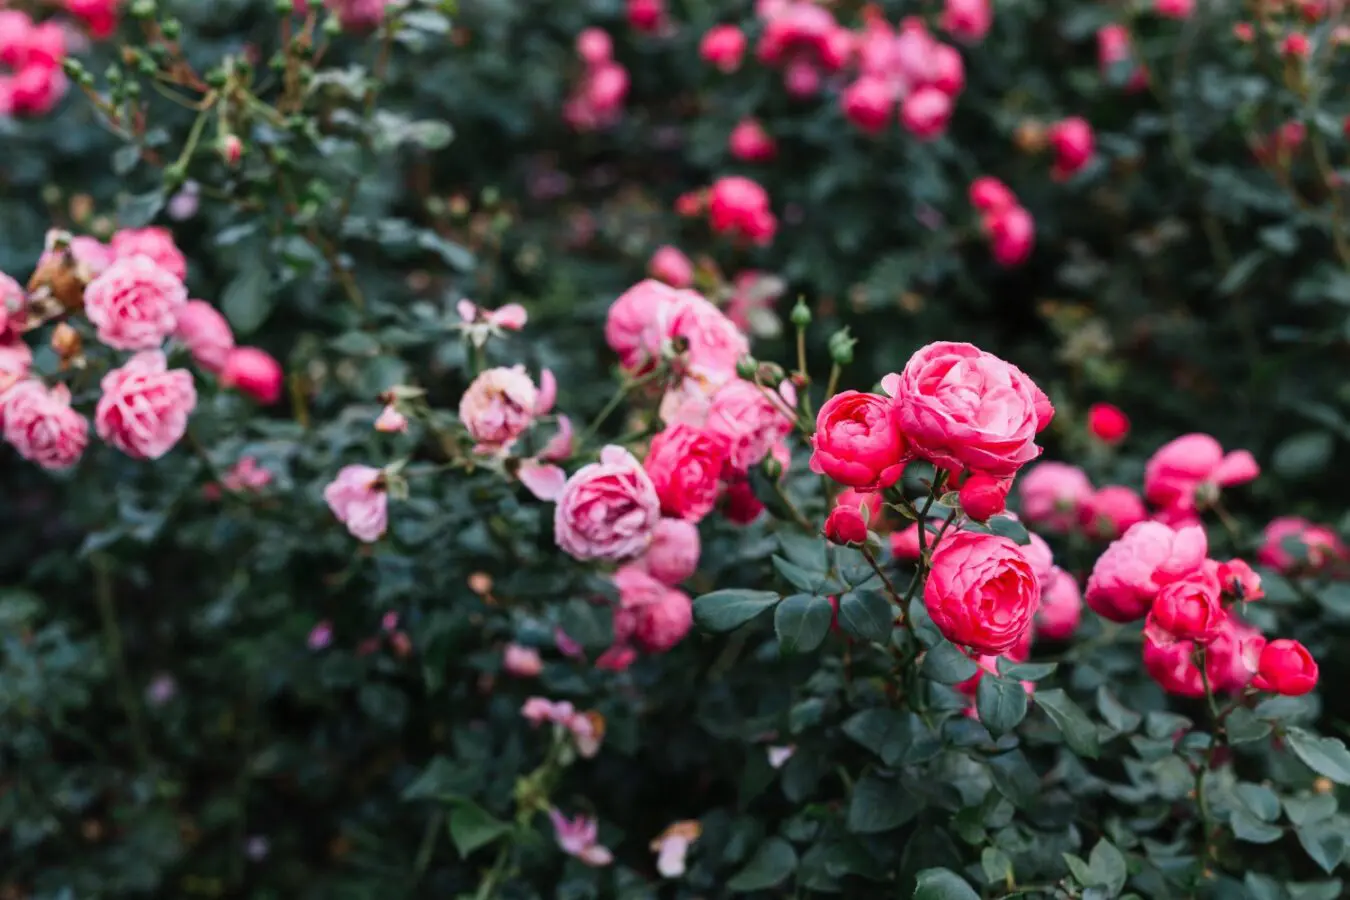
958,473,1009,522
1254,638,1318,696
1087,402,1129,444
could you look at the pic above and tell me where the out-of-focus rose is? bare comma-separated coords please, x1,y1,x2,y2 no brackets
705,379,796,475
1256,516,1346,572
323,464,388,542
459,365,543,451
503,643,544,677
109,226,187,280
1078,485,1148,540
700,24,746,72
1143,433,1259,516
83,254,188,351
174,299,235,373
635,518,701,585
2,380,88,470
644,423,727,523
1218,559,1264,602
1087,402,1129,444
648,245,694,287
1084,521,1208,622
220,347,283,405
1036,567,1082,640
1017,462,1093,531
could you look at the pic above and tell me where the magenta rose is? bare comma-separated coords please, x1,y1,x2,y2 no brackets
95,350,197,460
323,464,388,542
174,299,235,373
643,423,727,523
83,254,188,350
555,445,661,562
1017,461,1093,531
2,380,88,470
1084,521,1208,622
924,530,1040,654
889,341,1052,477
110,226,188,280
809,390,907,491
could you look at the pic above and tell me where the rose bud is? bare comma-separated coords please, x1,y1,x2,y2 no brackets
824,504,869,546
1218,559,1263,602
221,346,284,405
959,473,1009,521
1253,638,1319,696
1087,402,1129,444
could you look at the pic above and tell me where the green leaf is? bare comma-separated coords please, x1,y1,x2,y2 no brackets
112,144,140,176
976,675,1028,737
1284,794,1336,826
1096,686,1142,734
841,708,905,762
400,756,461,800
1224,707,1273,744
416,230,475,271
692,589,780,633
1037,689,1101,759
773,556,832,594
913,867,980,900
774,594,833,654
727,837,798,892
987,750,1038,807
447,801,510,857
920,640,979,684
1273,432,1334,479
558,599,613,650
1297,822,1347,874
997,659,1058,681
1286,728,1350,784
1236,783,1281,821
117,188,165,228
836,589,893,643
1231,811,1283,844
1088,838,1128,896
1063,853,1095,888
986,515,1030,545
980,847,1013,885
846,771,918,834
221,265,273,336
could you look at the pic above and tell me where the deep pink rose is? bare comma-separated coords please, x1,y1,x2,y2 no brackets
705,379,797,474
1048,116,1095,179
824,505,868,545
1257,516,1346,572
174,299,235,372
323,464,388,542
959,473,1009,521
644,423,727,522
1217,559,1263,602
700,24,746,72
925,530,1039,654
890,523,922,561
969,176,1016,214
1253,639,1318,696
1017,462,1093,531
220,346,283,405
613,565,694,653
95,350,197,460
841,75,894,134
809,390,907,491
987,205,1035,266
729,118,778,162
940,0,991,42
83,254,188,350
1084,521,1208,622
635,518,700,585
576,27,613,65
900,86,952,140
1078,485,1147,540
1143,610,1256,697
1143,433,1259,515
459,365,542,451
2,380,87,469
708,176,777,246
889,341,1052,477
110,227,187,280
1146,575,1224,644
1036,567,1082,641
720,478,764,524
555,446,661,561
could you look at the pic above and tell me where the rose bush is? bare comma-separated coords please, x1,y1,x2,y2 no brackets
5,0,1350,898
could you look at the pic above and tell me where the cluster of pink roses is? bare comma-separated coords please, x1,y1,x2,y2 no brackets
0,10,69,118
564,28,630,133
0,226,280,472
969,176,1035,267
841,12,966,140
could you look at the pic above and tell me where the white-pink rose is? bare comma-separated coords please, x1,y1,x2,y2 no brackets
2,380,88,470
323,464,389,542
635,518,701,585
554,445,660,561
95,350,197,459
83,255,188,350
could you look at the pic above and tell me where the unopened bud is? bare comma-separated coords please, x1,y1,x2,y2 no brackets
161,18,181,39
220,134,243,167
322,15,343,36
51,323,82,359
762,454,784,480
130,0,156,19
828,328,856,366
790,298,811,328
756,362,786,386
274,0,293,11
736,355,758,380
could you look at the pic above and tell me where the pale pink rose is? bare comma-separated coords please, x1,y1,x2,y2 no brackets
634,518,700,585
521,696,575,726
1079,485,1148,540
83,255,188,350
459,365,540,451
705,379,797,474
374,405,408,433
549,810,613,867
455,300,528,346
1017,462,1092,531
1036,567,1082,640
323,464,388,542
554,445,661,561
649,245,694,287
503,643,543,677
1,380,87,469
889,341,1052,477
109,226,187,280
518,459,567,501
1143,433,1259,515
0,337,33,399
1084,521,1209,622
95,350,196,460
605,278,683,370
652,290,749,386
220,456,271,492
0,271,26,337
174,299,235,372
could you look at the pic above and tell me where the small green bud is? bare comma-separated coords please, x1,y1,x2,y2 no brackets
790,298,811,328
761,454,784,480
828,328,856,366
130,0,156,19
274,0,294,12
136,57,157,77
322,15,343,36
61,58,84,78
308,0,325,8
77,69,95,87
104,64,122,84
205,68,228,87
124,81,141,98
163,162,187,188
736,356,758,380
756,362,786,387
160,18,181,39
271,148,293,168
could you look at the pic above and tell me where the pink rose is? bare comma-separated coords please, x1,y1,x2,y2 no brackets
576,28,613,66
555,445,661,561
969,176,1016,214
0,337,33,398
66,0,120,38
2,380,87,469
95,350,196,459
720,479,764,524
648,245,694,288
110,226,187,280
1155,0,1194,18
1036,567,1082,641
958,473,1009,522
1218,559,1263,602
1017,462,1092,531
220,346,283,405
809,390,907,491
1084,521,1208,622
900,86,952,140
83,255,188,350
1048,117,1095,179
890,523,922,561
986,205,1035,266
729,118,778,162
824,504,869,545
644,423,727,522
705,379,797,475
889,341,1052,477
174,299,235,372
1143,433,1259,515
503,643,543,677
323,464,388,542
1078,485,1147,540
841,76,894,134
614,565,693,653
1146,575,1224,644
37,233,114,280
635,518,700,585
708,176,777,246
1143,610,1255,697
1253,639,1318,696
658,291,749,384
700,24,746,72
940,0,992,42
1142,630,1205,697
605,279,681,371
1023,532,1056,586
925,530,1039,654
1257,516,1346,572
459,365,543,451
